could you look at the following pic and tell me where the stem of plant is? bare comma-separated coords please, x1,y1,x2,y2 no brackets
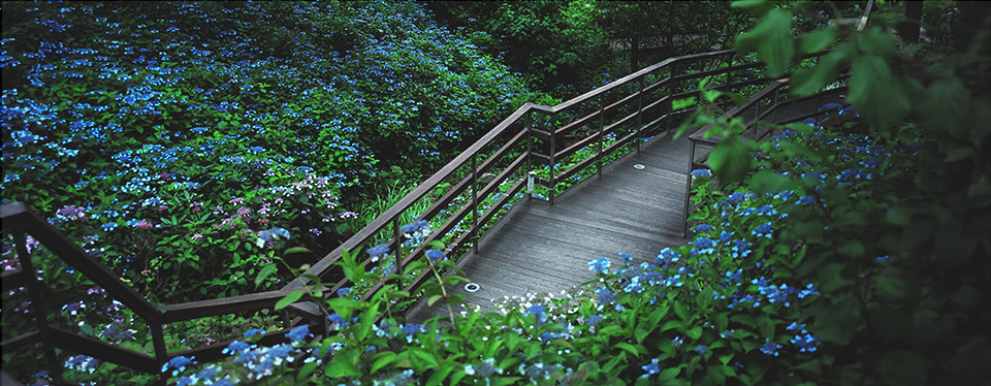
426,258,457,326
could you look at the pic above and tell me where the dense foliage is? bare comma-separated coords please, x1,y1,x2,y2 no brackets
0,1,533,301
429,1,748,97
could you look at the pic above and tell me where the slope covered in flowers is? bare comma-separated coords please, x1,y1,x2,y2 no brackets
0,2,533,301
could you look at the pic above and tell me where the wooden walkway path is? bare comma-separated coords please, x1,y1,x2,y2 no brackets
412,133,693,318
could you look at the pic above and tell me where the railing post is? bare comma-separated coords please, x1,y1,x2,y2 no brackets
684,144,696,238
151,320,168,384
14,232,62,382
597,95,605,178
549,131,556,206
470,154,479,252
392,217,401,282
636,76,644,154
526,127,534,200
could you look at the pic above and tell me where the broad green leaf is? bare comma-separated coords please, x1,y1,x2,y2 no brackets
371,352,397,374
848,55,910,130
325,349,360,378
748,170,794,194
799,27,836,54
410,348,439,369
328,297,357,320
736,8,794,77
275,289,304,311
707,136,753,186
616,342,643,357
790,49,846,96
255,264,277,287
356,301,380,341
686,326,703,340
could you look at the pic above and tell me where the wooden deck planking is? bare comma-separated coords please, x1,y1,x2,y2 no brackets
410,133,693,320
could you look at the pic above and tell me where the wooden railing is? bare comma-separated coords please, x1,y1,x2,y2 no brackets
1,2,872,380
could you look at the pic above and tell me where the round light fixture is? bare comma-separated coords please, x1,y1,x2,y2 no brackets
464,282,481,293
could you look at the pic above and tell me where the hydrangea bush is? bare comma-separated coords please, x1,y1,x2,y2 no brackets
1,1,533,301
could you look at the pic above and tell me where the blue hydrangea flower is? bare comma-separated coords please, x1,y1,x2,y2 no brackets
161,355,195,376
623,276,644,293
641,358,661,378
367,243,391,262
525,304,548,324
691,168,712,178
587,257,611,274
336,287,352,297
243,328,265,338
286,325,310,343
797,283,818,299
222,340,251,355
752,222,773,239
731,239,752,258
426,249,446,262
694,223,713,233
401,323,425,343
760,341,782,357
874,255,890,264
400,219,428,234
656,247,681,266
791,332,818,352
595,287,615,306
692,237,716,255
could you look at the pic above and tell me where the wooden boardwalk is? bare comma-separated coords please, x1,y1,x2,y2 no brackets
411,132,693,319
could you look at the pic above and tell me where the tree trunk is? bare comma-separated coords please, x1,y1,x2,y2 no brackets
631,35,640,73
898,1,923,43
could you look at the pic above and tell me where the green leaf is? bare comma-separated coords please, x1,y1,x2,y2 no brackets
848,55,910,130
410,349,439,369
686,326,703,340
426,363,454,386
275,289,304,311
707,136,753,186
255,264,277,287
427,294,443,306
731,0,771,15
325,349,360,378
616,342,643,357
328,297,357,320
790,49,846,96
355,301,380,341
799,28,836,54
736,8,794,77
748,170,794,194
371,352,397,374
284,246,311,255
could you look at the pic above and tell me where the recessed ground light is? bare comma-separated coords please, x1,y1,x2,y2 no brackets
464,282,480,293
633,164,646,170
